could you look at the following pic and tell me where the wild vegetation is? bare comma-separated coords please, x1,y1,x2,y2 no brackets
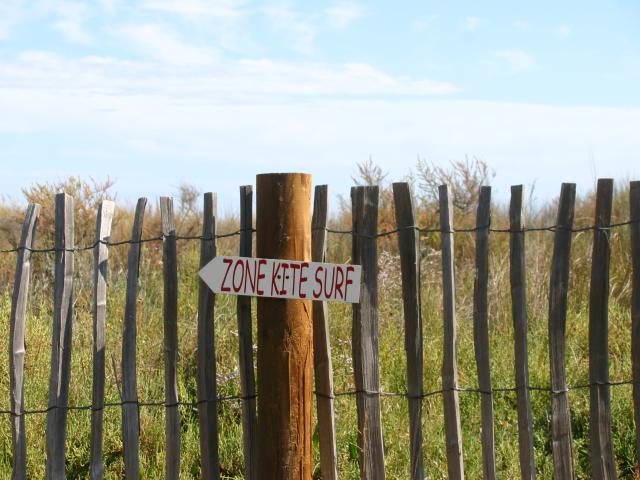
0,159,637,478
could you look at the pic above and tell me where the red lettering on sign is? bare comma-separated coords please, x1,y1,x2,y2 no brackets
290,263,300,295
280,263,289,295
271,263,281,295
257,259,266,295
313,266,323,299
245,259,257,293
299,262,309,298
345,265,355,300
334,266,344,300
323,266,335,298
232,260,244,293
220,258,233,292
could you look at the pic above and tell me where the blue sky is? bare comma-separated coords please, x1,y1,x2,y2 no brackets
0,0,639,211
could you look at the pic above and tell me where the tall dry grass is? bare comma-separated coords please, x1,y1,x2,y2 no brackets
0,163,636,478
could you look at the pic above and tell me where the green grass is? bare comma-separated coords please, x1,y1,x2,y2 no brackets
0,209,637,479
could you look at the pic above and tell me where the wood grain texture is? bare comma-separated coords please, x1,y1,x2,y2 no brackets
548,183,576,480
631,181,640,466
160,197,181,479
473,186,496,480
351,185,386,480
90,200,115,480
392,182,424,480
46,193,75,480
439,184,465,480
196,192,220,480
588,179,617,479
509,186,536,480
238,185,258,480
311,185,339,480
121,198,147,480
256,173,313,479
9,203,40,480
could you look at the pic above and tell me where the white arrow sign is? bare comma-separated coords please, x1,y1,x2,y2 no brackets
199,256,362,303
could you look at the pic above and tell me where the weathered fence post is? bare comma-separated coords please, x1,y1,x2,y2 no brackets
473,186,496,480
121,198,147,480
352,185,385,480
196,192,220,480
238,185,258,480
311,185,339,480
90,200,115,480
509,185,536,480
46,193,74,480
439,184,465,480
9,203,40,480
631,181,640,466
548,183,576,480
392,182,424,480
588,179,617,479
160,197,180,479
256,173,313,479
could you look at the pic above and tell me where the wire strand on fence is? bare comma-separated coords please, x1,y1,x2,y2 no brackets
0,229,254,254
1,219,638,254
315,379,639,400
1,379,634,417
322,218,640,239
0,394,259,417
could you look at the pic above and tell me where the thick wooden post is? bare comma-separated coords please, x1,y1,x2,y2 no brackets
256,173,313,479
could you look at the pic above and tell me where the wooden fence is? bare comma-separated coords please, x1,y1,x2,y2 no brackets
3,178,640,479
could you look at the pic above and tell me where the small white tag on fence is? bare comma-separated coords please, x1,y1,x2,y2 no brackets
199,256,362,303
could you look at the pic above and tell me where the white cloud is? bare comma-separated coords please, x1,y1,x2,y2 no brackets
556,25,572,39
230,60,459,96
113,24,218,65
1,64,638,204
54,20,93,44
141,0,254,54
100,0,120,12
494,49,535,73
0,51,458,100
0,51,463,203
0,0,26,39
0,4,635,206
47,2,94,44
263,6,317,54
464,16,482,32
141,0,248,19
326,2,363,29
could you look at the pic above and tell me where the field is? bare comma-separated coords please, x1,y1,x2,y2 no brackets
0,161,637,478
